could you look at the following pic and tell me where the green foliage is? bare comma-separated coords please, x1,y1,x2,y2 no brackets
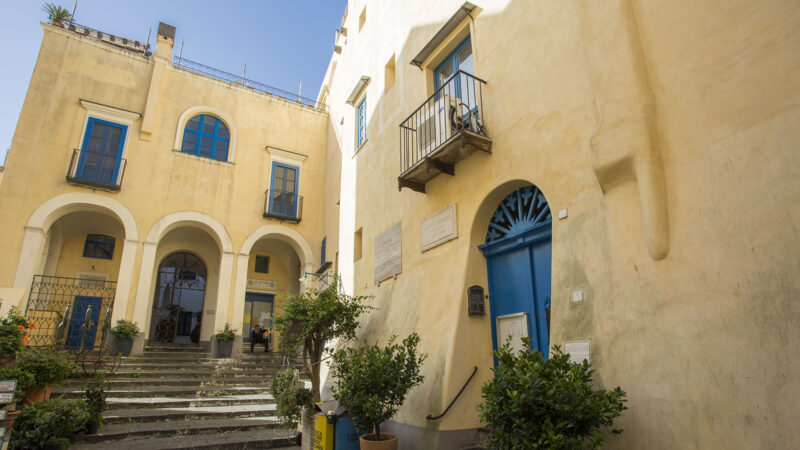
273,285,371,402
10,398,90,450
85,380,107,420
270,368,313,426
330,333,426,440
215,324,237,342
477,341,627,449
16,348,77,387
0,308,33,354
0,367,35,401
41,3,72,22
110,319,140,340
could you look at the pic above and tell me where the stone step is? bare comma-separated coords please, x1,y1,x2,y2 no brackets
55,385,272,399
73,416,293,444
67,376,279,387
126,353,295,362
108,369,282,378
71,427,298,450
81,393,276,409
103,403,279,424
116,361,287,369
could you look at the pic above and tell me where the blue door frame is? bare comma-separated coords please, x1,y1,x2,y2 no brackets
65,296,102,349
269,161,299,218
77,117,127,185
243,293,274,342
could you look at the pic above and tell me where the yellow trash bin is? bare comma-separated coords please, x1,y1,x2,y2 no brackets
313,411,334,450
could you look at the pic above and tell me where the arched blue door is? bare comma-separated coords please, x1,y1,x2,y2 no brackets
479,185,552,356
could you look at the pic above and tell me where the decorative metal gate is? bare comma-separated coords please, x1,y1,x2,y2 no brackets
24,275,116,348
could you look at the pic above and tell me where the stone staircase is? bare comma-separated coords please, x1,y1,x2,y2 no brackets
54,343,302,450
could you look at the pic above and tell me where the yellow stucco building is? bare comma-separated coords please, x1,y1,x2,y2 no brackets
1,1,799,448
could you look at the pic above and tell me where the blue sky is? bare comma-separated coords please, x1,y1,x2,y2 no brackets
0,0,347,163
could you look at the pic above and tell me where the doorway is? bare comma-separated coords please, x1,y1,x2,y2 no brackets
149,252,207,344
479,185,552,356
243,292,274,342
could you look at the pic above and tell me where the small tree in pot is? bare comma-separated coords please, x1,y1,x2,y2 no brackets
329,333,426,449
42,3,72,26
478,340,628,449
215,325,236,357
15,348,77,404
110,320,140,356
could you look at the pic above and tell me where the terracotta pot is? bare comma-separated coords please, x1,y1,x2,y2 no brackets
24,386,52,404
0,353,16,368
359,433,399,450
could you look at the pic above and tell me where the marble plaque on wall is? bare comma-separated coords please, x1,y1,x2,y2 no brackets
247,279,277,291
420,203,458,252
374,222,402,283
565,340,591,364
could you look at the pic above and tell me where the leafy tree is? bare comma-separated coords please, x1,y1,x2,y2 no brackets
270,368,313,425
478,341,627,449
329,333,426,441
273,285,371,403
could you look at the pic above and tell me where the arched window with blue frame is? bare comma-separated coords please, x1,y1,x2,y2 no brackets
181,114,230,161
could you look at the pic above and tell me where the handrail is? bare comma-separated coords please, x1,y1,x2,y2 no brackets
426,366,478,421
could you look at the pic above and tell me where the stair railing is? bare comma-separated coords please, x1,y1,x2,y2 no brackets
426,366,478,421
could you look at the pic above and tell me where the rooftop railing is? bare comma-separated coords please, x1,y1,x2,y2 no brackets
60,21,150,55
174,57,327,110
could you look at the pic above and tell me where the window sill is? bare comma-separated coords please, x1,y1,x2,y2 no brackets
173,149,234,167
353,139,368,157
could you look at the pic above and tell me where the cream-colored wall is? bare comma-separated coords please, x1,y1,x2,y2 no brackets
0,23,325,340
321,0,800,448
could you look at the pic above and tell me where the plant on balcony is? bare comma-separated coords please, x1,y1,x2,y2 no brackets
15,348,77,404
270,368,313,426
274,284,372,403
329,333,426,447
9,398,89,450
477,340,628,449
41,3,72,25
110,319,140,356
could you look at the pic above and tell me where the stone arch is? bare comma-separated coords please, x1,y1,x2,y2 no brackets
173,105,238,163
146,211,233,254
15,193,139,324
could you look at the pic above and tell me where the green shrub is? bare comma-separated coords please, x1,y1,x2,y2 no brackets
270,368,313,426
0,367,35,401
215,324,237,342
477,341,627,449
10,398,90,449
110,320,140,340
330,333,426,440
41,3,72,22
0,308,33,354
16,348,77,387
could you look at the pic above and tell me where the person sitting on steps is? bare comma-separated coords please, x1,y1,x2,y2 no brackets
250,324,269,352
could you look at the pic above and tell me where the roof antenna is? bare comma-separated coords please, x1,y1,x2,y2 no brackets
178,38,184,64
298,80,302,102
242,61,247,85
145,27,152,52
69,1,77,25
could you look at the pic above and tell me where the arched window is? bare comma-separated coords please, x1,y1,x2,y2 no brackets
181,114,230,161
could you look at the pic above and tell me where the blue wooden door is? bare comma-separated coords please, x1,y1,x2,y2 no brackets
480,186,552,356
269,162,298,217
77,118,126,185
66,296,102,349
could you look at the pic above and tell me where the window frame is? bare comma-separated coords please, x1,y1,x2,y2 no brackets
433,36,473,93
254,255,270,274
180,114,230,161
173,106,237,164
82,234,116,260
321,236,327,266
356,95,367,149
77,117,128,185
268,161,300,218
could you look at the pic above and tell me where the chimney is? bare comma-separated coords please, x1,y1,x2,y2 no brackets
154,22,175,60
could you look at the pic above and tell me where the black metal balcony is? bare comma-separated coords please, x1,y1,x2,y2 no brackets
398,70,491,193
264,189,303,223
66,149,126,191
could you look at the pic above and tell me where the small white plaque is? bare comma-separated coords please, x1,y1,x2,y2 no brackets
205,309,215,315
247,279,277,291
565,340,591,364
558,208,568,219
420,203,458,252
0,393,12,404
374,222,402,283
0,381,17,393
571,289,584,304
496,312,529,353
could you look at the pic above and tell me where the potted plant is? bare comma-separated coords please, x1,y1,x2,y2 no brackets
214,324,236,357
110,319,140,356
330,333,426,449
84,379,107,434
8,398,89,450
41,3,72,27
270,368,313,426
477,340,628,448
0,308,34,367
15,348,77,404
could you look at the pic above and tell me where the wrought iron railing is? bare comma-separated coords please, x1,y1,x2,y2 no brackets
66,148,126,191
399,70,487,174
25,275,117,349
61,21,150,55
264,189,303,223
173,57,326,110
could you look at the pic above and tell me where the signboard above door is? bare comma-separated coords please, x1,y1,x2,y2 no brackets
247,279,277,291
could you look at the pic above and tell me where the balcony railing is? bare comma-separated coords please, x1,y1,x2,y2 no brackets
399,70,492,193
66,149,126,191
264,189,303,223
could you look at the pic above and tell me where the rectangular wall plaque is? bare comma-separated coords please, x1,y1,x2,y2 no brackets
247,279,277,291
420,203,458,252
374,222,402,283
565,340,591,364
